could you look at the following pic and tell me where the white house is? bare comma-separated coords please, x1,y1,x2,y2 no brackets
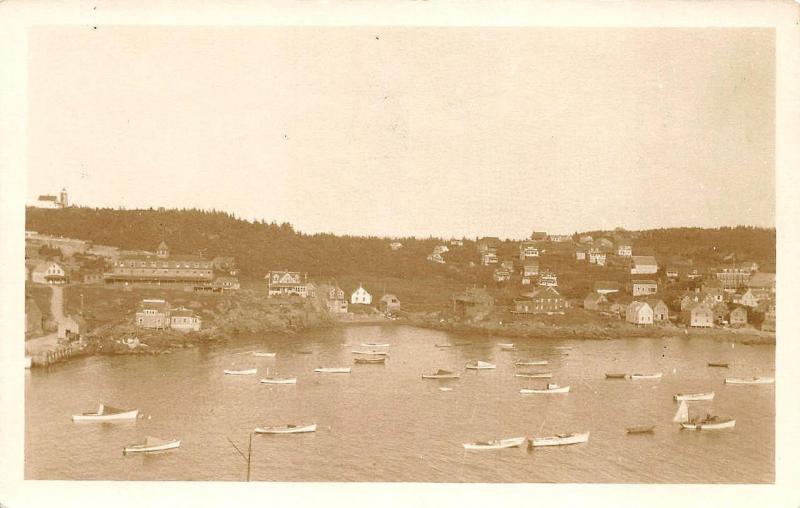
630,255,658,275
617,245,632,257
427,253,446,264
588,248,606,266
630,280,658,296
350,285,372,305
539,272,558,287
626,301,654,325
31,262,66,284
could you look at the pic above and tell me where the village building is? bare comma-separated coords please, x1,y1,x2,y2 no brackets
644,298,669,322
530,231,548,242
25,298,44,336
594,281,620,295
732,288,759,308
105,242,214,288
584,293,608,311
81,271,104,285
265,271,311,297
626,301,653,326
575,249,587,261
170,307,202,332
433,245,449,255
450,239,464,246
379,294,401,314
320,285,348,313
513,286,567,314
350,285,372,305
617,244,632,257
682,302,714,328
630,280,658,297
31,188,69,209
665,267,680,279
493,267,512,283
500,260,514,271
481,251,499,266
212,276,241,292
686,269,702,280
715,267,751,290
31,261,67,284
588,248,606,266
521,262,540,277
538,272,558,287
476,237,500,253
452,288,495,319
548,234,572,243
729,306,748,326
519,242,540,260
630,255,658,275
389,242,403,251
579,235,594,244
712,302,730,324
747,272,776,300
427,253,446,264
739,261,760,273
135,299,171,329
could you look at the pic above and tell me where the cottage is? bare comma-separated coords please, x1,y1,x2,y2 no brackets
514,286,567,314
630,280,658,297
427,253,446,264
31,262,66,284
213,276,241,292
450,239,464,246
729,306,748,326
452,288,495,319
548,234,572,243
168,307,201,332
519,241,539,260
538,272,558,287
584,293,608,311
682,303,714,328
626,301,654,325
493,267,512,282
665,267,680,279
588,248,606,266
733,288,759,308
323,285,348,314
617,245,632,257
521,263,539,277
379,294,401,314
350,285,372,305
630,256,658,275
135,299,171,329
266,271,310,297
644,298,669,322
575,249,587,261
481,251,499,266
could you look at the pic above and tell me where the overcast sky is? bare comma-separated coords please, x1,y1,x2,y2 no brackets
27,27,774,239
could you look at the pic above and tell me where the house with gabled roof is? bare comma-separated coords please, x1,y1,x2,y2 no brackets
631,255,658,275
644,298,669,322
513,286,567,314
626,301,653,325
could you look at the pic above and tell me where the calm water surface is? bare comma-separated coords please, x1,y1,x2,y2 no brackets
25,325,774,482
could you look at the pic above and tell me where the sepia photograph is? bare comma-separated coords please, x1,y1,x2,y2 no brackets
2,1,800,507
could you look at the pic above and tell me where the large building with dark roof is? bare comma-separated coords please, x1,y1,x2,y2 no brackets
104,241,214,287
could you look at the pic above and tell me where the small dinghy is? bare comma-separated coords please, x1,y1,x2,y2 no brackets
422,369,460,379
123,436,180,454
520,383,570,394
314,367,351,374
515,359,548,366
515,372,553,379
463,437,525,450
680,416,736,430
294,349,313,355
224,368,257,375
354,357,386,364
605,373,628,379
465,360,496,370
72,404,139,422
254,423,317,434
497,343,515,348
361,342,389,347
529,432,589,447
626,425,655,435
252,352,276,358
725,376,774,385
260,377,297,384
629,372,662,380
674,391,714,401
351,350,389,356
438,387,453,392
707,362,729,368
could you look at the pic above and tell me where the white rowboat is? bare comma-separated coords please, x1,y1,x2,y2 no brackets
630,372,662,380
497,343,515,348
520,383,570,394
123,436,180,454
515,360,548,366
465,361,496,370
361,342,389,347
260,377,297,384
422,369,460,379
72,404,139,422
515,372,553,379
530,432,590,447
725,377,774,385
674,391,714,401
438,387,453,392
680,417,736,430
314,367,351,374
351,350,389,356
254,423,317,434
252,352,276,357
463,437,525,450
224,368,257,375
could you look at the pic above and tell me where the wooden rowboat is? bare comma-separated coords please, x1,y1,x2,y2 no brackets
260,377,297,384
224,368,257,375
354,357,386,364
629,372,662,380
72,404,139,422
626,425,655,434
463,437,525,450
680,417,736,430
515,372,553,379
361,342,389,347
520,383,570,394
422,369,460,379
529,432,589,447
351,350,389,356
254,423,317,434
515,360,548,366
605,373,628,379
252,352,276,357
123,436,180,454
674,391,714,401
707,362,728,368
725,376,774,385
465,360,496,370
314,367,351,374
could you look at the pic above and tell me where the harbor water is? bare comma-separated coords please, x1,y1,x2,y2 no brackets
25,325,774,482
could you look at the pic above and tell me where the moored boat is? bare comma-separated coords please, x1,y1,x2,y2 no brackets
422,369,460,379
463,437,525,450
707,362,729,368
520,383,570,394
680,416,736,430
260,377,297,384
515,359,548,366
294,349,313,355
252,352,276,357
438,387,453,392
629,372,662,380
72,404,139,422
254,423,317,434
725,376,774,385
497,343,515,348
465,360,496,370
626,425,655,434
351,350,389,356
674,391,714,401
314,367,351,374
354,357,386,364
605,373,628,379
515,372,553,379
123,436,180,454
361,342,389,347
529,432,589,447
224,368,257,375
